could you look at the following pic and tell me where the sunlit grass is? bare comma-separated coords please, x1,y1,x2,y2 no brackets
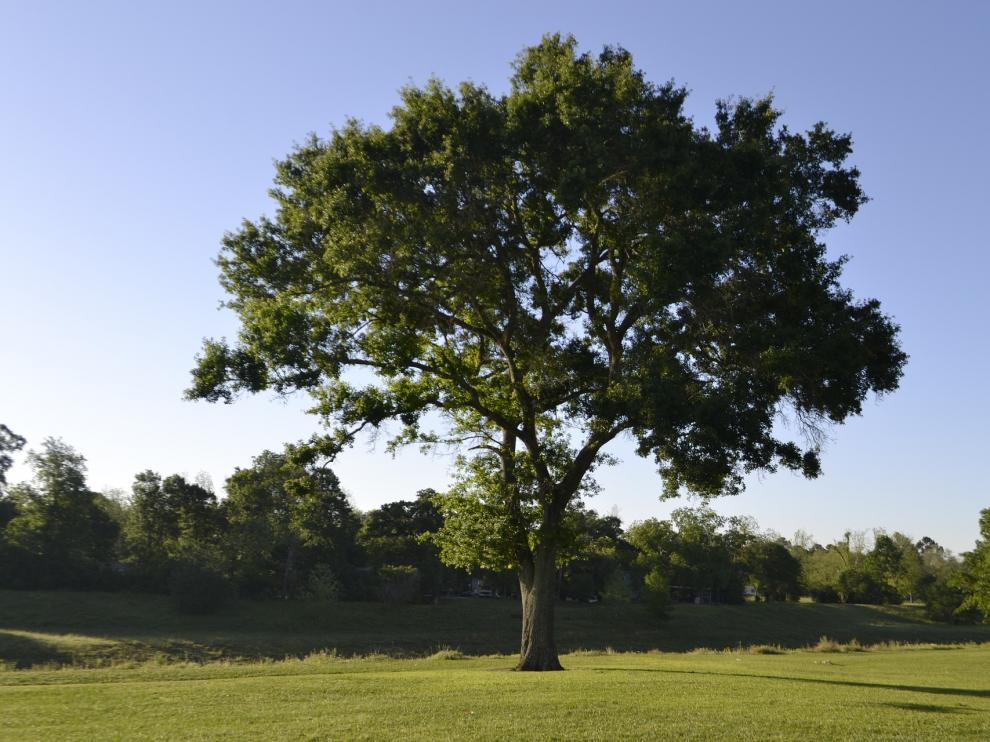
3,647,990,740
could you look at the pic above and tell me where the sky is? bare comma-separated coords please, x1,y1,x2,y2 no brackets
1,1,987,553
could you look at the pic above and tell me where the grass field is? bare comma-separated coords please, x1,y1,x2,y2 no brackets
3,646,990,740
3,591,990,740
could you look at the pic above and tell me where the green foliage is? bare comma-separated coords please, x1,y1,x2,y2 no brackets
791,531,867,600
922,581,978,624
627,508,753,604
809,585,841,603
560,508,633,601
957,509,990,620
187,36,904,631
302,563,341,602
223,448,359,598
0,439,118,589
864,533,908,596
641,568,670,616
600,571,634,604
169,553,234,614
122,471,222,590
837,567,901,605
0,424,25,491
744,540,802,601
358,490,458,598
377,565,420,605
427,453,539,572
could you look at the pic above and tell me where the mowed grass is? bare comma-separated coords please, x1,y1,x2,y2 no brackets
3,647,990,740
3,590,990,668
3,592,990,740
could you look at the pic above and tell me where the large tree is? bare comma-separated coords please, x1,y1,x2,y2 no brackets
188,35,905,669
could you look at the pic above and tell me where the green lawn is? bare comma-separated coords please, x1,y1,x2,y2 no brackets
3,590,990,668
3,647,990,740
3,591,990,739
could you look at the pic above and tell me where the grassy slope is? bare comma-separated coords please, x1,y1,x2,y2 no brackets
3,648,990,740
2,590,990,668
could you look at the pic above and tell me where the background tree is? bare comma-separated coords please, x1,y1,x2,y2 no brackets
865,533,907,596
625,517,676,614
956,509,990,621
358,489,457,600
223,449,359,598
0,424,27,586
0,424,26,492
188,35,905,669
1,439,118,588
915,536,958,597
123,471,224,590
744,539,802,601
886,532,926,600
665,507,752,603
559,505,633,603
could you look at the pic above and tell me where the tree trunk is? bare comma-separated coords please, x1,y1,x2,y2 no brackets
516,547,563,671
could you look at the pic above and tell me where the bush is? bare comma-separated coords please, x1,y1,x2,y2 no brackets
809,585,841,603
303,563,341,602
838,568,901,605
378,564,420,605
169,560,233,614
561,571,597,602
600,571,633,604
642,568,670,617
923,582,979,624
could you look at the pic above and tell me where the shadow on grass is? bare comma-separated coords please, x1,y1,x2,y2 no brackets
592,666,990,700
0,630,74,668
881,702,974,714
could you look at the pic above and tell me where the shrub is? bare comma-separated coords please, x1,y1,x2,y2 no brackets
642,568,670,617
303,563,341,602
923,582,979,624
561,571,597,602
809,585,841,603
169,559,233,614
378,564,420,605
601,571,633,604
838,568,901,605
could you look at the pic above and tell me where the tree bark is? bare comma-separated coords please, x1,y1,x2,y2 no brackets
516,546,563,671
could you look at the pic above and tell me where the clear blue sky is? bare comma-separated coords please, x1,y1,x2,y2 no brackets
2,1,987,552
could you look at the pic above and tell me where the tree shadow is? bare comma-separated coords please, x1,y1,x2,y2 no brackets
3,592,990,668
0,630,73,668
591,666,990,700
882,702,974,714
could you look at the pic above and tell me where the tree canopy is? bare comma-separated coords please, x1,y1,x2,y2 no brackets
188,34,905,669
0,424,25,491
2,438,118,588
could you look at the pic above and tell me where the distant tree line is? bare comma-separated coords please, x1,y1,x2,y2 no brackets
0,430,987,624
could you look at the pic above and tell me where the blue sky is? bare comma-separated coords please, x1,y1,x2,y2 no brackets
1,1,987,552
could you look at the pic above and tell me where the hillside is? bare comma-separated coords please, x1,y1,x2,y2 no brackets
2,591,989,669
